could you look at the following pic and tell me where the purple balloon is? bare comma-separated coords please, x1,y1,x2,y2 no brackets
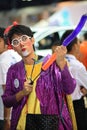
62,14,87,46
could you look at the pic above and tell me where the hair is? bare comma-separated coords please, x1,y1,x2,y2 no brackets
83,32,87,40
5,24,35,50
0,27,5,38
7,24,33,44
51,40,60,47
60,30,78,52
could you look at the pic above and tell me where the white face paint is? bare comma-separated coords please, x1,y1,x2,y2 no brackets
22,50,29,57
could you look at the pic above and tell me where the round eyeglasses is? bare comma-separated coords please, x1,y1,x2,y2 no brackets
11,35,31,47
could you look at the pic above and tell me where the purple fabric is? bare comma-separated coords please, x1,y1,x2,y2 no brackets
2,60,27,130
2,55,76,130
36,55,76,130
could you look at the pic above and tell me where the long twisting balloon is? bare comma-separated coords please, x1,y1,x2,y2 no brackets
62,14,87,46
42,14,87,71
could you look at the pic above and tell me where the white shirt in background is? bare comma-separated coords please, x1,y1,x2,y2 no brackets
0,49,22,120
66,54,87,101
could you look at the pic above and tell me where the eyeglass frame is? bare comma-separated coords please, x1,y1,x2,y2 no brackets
11,35,32,47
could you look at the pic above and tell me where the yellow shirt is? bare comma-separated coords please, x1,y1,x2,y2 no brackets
17,60,77,130
17,62,42,130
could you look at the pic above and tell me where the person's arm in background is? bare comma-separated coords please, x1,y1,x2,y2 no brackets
80,86,87,96
77,64,87,90
3,85,11,130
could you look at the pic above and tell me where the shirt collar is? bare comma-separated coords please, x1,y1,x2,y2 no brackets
66,54,76,60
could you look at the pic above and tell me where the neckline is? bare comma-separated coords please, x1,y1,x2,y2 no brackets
24,55,43,85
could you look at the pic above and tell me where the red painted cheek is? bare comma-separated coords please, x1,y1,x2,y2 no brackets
26,42,32,48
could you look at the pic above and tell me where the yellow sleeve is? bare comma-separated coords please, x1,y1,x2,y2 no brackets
66,95,78,130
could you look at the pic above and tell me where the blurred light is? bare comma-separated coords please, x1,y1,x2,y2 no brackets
22,0,32,1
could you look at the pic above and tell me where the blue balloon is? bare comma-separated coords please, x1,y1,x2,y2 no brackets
62,14,87,46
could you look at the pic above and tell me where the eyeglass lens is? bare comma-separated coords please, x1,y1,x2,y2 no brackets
12,35,30,46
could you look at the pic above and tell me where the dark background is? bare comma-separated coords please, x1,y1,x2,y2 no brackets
0,0,82,11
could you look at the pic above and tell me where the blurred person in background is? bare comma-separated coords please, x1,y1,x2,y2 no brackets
61,30,87,130
1,24,76,130
79,32,87,70
0,27,21,130
83,32,87,41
